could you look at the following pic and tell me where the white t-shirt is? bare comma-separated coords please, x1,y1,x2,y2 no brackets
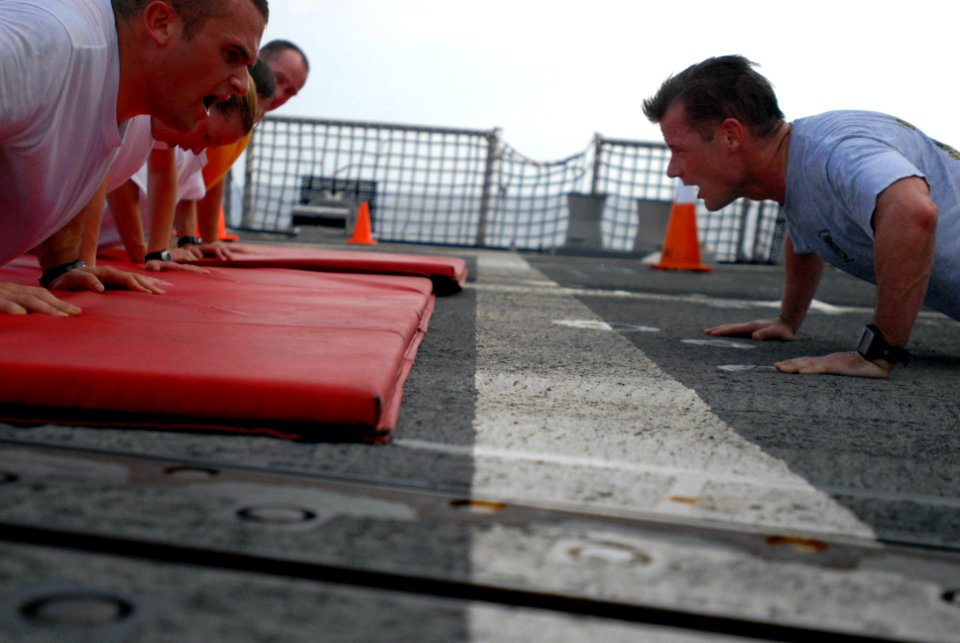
107,116,154,192
0,0,123,265
130,146,209,203
786,111,960,320
99,145,208,248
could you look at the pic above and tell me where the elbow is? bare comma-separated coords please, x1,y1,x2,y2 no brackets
914,200,938,235
900,201,939,255
874,177,940,239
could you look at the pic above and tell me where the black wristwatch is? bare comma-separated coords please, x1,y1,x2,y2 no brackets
39,259,86,289
177,236,202,248
145,250,172,263
856,324,910,366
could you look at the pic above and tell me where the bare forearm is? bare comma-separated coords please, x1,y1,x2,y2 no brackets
778,236,824,332
34,212,88,272
36,176,110,270
78,177,110,266
871,178,937,347
175,199,197,239
197,179,226,242
146,149,177,253
146,198,176,253
107,180,147,263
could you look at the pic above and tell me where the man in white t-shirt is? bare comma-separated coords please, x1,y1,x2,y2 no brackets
0,0,268,316
643,55,956,379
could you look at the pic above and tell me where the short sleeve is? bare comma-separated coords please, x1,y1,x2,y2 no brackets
825,138,925,236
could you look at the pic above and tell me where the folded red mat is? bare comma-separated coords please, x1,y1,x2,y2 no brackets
160,244,467,295
0,256,434,442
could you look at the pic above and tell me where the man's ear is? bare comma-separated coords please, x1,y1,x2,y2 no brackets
142,1,179,47
719,118,745,150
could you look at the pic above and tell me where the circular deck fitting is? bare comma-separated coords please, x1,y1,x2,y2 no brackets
19,592,134,627
236,504,319,525
449,499,508,514
567,542,653,566
765,535,830,554
162,465,220,480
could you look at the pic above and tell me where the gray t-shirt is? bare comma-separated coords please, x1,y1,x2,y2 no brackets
785,110,960,320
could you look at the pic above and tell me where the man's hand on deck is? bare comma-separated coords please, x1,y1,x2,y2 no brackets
706,316,796,342
775,351,892,379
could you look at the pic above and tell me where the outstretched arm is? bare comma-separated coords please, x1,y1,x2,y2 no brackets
36,179,169,296
195,178,236,260
106,179,148,263
35,179,108,276
776,177,936,378
871,177,936,347
706,236,824,341
7,178,155,314
144,148,177,261
141,149,207,273
171,199,203,261
78,177,110,266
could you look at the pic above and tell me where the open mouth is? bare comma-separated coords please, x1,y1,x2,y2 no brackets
202,95,218,115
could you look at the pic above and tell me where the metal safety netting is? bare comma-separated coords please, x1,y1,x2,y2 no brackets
239,115,784,262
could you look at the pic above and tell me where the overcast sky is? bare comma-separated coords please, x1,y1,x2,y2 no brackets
262,1,957,160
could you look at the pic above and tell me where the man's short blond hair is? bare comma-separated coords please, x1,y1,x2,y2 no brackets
112,0,269,39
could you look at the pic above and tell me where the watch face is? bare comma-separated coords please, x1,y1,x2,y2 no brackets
857,326,876,355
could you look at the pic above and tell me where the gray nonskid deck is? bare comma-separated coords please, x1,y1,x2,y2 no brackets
1,242,959,642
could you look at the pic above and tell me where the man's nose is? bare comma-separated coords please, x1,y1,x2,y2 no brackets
666,154,686,180
228,71,248,96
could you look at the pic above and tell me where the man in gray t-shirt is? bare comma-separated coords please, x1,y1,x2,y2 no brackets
787,110,959,321
643,55,954,379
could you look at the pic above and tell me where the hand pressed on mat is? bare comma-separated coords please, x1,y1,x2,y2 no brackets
0,282,81,316
48,265,170,295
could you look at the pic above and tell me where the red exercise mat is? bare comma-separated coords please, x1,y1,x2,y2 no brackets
0,256,434,442
180,244,468,295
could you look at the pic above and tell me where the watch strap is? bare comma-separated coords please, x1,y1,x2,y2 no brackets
177,236,202,248
858,324,910,366
145,250,172,263
39,260,86,289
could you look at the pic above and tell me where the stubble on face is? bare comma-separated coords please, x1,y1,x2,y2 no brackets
660,102,742,212
265,49,308,111
159,0,265,131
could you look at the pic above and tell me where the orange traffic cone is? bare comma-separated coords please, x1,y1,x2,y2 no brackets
217,205,239,242
347,202,377,245
651,182,712,272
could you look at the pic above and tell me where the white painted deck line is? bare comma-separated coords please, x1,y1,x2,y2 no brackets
405,252,878,539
